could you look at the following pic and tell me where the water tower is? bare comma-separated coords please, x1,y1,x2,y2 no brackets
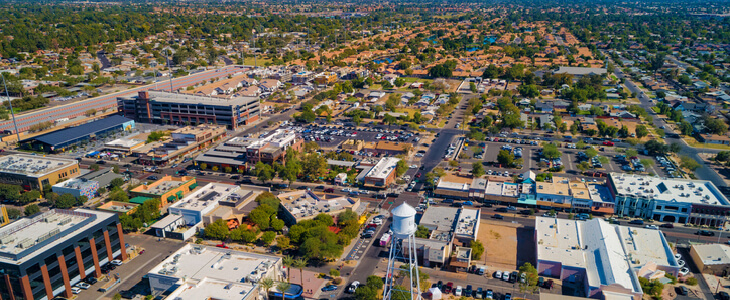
383,202,422,300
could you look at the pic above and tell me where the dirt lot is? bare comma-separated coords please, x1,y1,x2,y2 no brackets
475,221,535,271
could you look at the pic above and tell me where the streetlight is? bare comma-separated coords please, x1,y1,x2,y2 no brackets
1,72,21,143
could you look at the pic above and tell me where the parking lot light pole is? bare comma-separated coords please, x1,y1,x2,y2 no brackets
1,72,21,143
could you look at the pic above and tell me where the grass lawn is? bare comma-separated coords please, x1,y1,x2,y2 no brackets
651,107,660,113
685,138,730,150
243,57,272,66
437,119,447,128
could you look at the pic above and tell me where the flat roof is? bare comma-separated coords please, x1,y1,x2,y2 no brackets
148,244,280,285
364,157,400,180
104,138,145,148
0,209,114,264
170,183,240,212
166,278,254,300
24,115,133,146
419,206,459,232
455,208,479,237
0,154,77,178
554,66,607,76
53,178,96,189
691,244,730,266
126,90,258,107
536,217,675,294
609,173,729,205
133,176,194,196
278,190,359,220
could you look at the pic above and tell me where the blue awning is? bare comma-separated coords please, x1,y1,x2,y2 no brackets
518,198,537,205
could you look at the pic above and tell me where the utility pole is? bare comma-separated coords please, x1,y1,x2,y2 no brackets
0,73,20,143
252,29,257,68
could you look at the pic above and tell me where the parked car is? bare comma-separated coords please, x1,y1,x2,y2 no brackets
628,219,644,225
84,277,97,285
110,259,123,266
719,291,730,300
485,289,493,299
504,293,512,300
321,285,338,292
75,282,91,290
444,282,453,294
493,214,504,220
644,225,659,230
697,230,715,236
676,286,689,296
475,287,483,299
660,223,674,228
464,285,472,297
71,287,82,294
454,286,463,296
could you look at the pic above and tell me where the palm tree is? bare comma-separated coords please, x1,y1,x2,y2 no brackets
277,282,291,300
292,258,308,293
282,255,294,283
260,278,274,300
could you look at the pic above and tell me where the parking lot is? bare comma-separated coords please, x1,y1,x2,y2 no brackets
283,124,423,150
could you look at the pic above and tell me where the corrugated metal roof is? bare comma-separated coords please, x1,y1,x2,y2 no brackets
25,115,133,147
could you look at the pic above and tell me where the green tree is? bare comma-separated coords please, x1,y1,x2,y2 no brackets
205,219,230,241
519,262,539,293
255,161,275,183
260,278,275,300
261,231,276,246
89,164,100,171
55,193,77,209
249,204,274,229
19,190,41,204
282,255,294,283
24,204,40,216
472,162,485,177
277,282,292,300
415,225,430,238
635,125,649,138
471,240,485,260
271,218,285,231
497,150,515,167
293,258,308,291
680,155,701,171
541,143,562,160
110,178,125,189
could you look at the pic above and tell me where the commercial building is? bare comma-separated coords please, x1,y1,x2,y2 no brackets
138,125,227,166
278,190,363,225
19,115,135,153
52,178,99,199
0,154,80,190
103,137,146,154
167,183,242,226
363,141,413,156
118,90,260,130
357,157,400,188
607,173,730,226
97,201,139,216
292,71,314,84
195,129,303,170
0,209,127,300
146,244,285,300
535,217,679,300
688,244,730,276
130,175,197,207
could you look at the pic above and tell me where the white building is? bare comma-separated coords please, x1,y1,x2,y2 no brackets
168,183,241,226
535,217,679,299
147,244,283,300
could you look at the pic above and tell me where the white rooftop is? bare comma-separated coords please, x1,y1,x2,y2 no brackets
104,138,145,148
53,178,96,190
437,179,469,192
149,244,280,287
419,206,459,232
278,190,358,220
0,154,77,177
165,278,253,300
364,157,400,180
536,217,677,294
135,90,258,107
170,183,240,212
454,208,479,238
609,173,729,205
691,244,730,266
0,209,114,264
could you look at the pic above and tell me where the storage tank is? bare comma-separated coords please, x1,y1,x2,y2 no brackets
390,202,417,238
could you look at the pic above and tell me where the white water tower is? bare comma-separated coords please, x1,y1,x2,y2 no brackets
383,202,422,300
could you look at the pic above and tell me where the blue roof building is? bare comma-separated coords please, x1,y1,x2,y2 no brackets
20,115,135,153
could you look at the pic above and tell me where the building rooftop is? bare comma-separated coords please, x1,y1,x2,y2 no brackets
536,217,676,294
692,244,730,266
165,278,254,300
0,154,77,177
23,115,133,147
128,90,258,107
364,157,400,180
104,138,145,149
170,183,240,212
609,173,729,205
0,209,113,263
133,176,194,196
278,190,359,220
53,178,96,190
419,206,459,232
148,244,280,288
97,201,139,214
454,208,479,238
554,66,607,76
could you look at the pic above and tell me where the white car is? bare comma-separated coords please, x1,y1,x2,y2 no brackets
372,219,383,225
494,270,502,279
679,267,690,276
644,225,659,230
341,188,352,193
409,165,418,169
454,286,463,296
502,271,510,281
347,281,360,294
675,253,683,260
75,282,91,290
110,259,123,266
71,287,82,294
678,260,686,267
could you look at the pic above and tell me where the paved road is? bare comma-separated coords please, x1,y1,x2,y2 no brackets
97,51,112,69
607,55,727,187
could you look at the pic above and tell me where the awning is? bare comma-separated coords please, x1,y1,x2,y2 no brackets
518,198,537,205
167,195,176,202
176,191,184,198
129,196,153,204
189,182,198,190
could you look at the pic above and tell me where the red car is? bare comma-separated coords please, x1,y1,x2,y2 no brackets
324,188,334,193
216,243,229,249
415,173,422,178
602,141,614,146
443,282,453,293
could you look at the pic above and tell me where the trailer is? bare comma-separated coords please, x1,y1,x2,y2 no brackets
98,274,121,292
379,233,391,247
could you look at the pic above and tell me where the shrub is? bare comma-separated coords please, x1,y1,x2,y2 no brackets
332,277,343,285
686,277,698,286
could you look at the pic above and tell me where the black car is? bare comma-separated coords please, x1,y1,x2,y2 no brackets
123,164,132,168
96,160,106,165
676,286,689,296
464,285,473,297
495,207,509,213
147,175,158,180
493,214,504,219
697,230,715,236
720,291,730,300
436,281,443,291
482,203,493,208
119,290,137,299
628,219,644,225
84,276,97,284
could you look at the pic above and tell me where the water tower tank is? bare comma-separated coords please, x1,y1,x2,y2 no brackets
390,202,417,238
